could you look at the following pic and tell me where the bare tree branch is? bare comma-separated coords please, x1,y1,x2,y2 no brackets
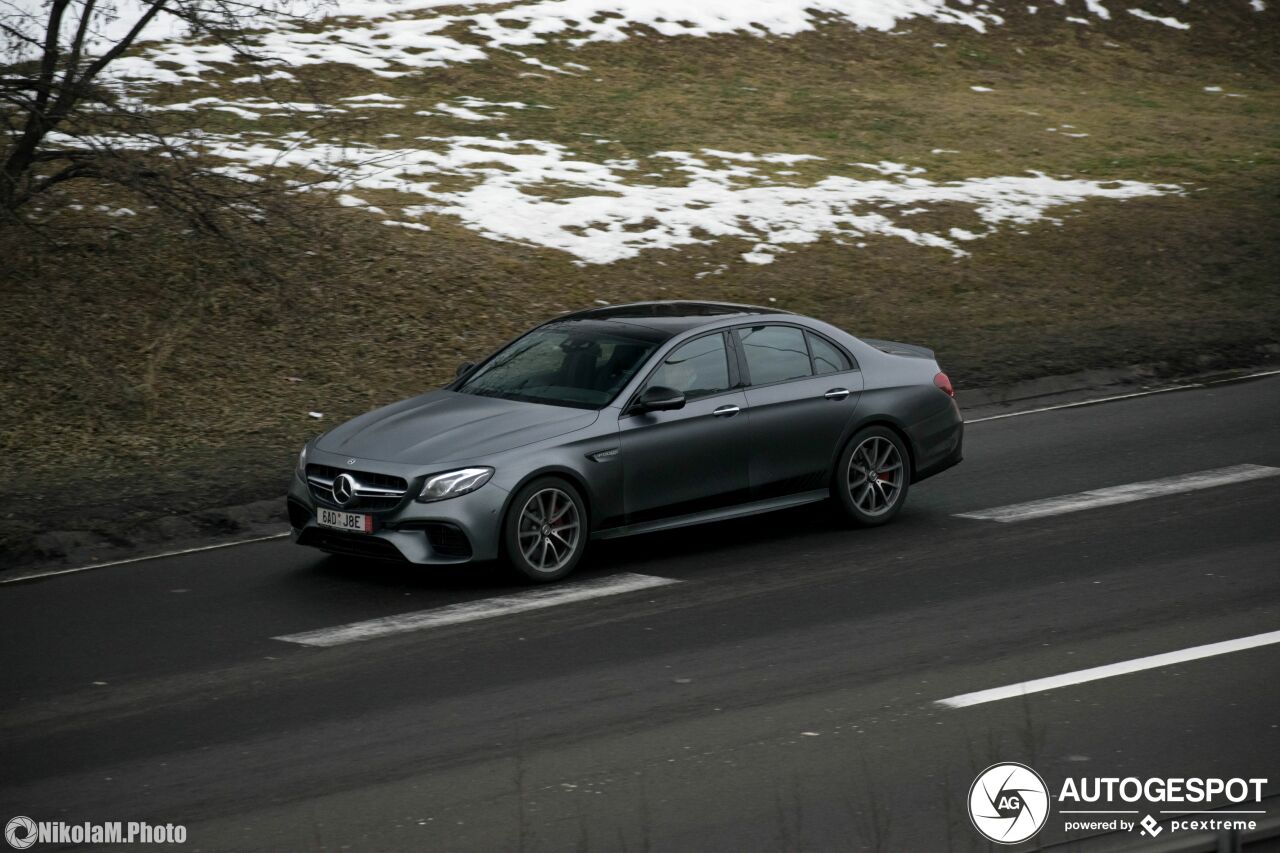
73,2,169,94
1,0,341,271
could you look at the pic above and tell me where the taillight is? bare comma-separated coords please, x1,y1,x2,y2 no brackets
933,371,954,397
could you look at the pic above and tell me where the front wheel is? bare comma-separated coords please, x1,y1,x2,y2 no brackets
503,476,588,582
834,426,911,526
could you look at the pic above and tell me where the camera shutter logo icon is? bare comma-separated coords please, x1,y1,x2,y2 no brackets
968,763,1051,844
5,817,37,850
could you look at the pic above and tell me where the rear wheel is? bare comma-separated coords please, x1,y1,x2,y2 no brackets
835,426,911,525
503,476,588,582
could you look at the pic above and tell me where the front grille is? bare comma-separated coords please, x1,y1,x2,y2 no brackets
306,464,409,512
297,528,407,561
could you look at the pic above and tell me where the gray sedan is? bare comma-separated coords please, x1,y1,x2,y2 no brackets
288,301,963,581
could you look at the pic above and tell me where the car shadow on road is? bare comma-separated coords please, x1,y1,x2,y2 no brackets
582,501,845,573
299,498,935,597
306,552,518,591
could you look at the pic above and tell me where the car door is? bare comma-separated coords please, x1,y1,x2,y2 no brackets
735,324,863,498
618,331,750,524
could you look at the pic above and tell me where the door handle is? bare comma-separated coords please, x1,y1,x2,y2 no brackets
823,388,851,400
712,405,740,417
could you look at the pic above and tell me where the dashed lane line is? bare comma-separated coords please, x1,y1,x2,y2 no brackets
936,629,1280,709
954,464,1280,523
272,572,681,647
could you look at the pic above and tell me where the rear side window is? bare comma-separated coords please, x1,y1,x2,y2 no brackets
807,332,853,375
739,325,812,385
646,333,732,400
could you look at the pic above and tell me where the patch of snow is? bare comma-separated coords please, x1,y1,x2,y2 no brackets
970,85,994,92
160,97,347,117
519,55,578,75
701,149,824,165
426,103,494,121
188,134,1178,264
853,161,926,175
1127,8,1190,28
1083,0,1111,20
742,248,777,265
230,70,297,84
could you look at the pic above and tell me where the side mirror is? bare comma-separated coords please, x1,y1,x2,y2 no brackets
455,361,476,379
632,385,686,414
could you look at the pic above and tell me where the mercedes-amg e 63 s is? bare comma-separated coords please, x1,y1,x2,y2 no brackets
288,301,963,581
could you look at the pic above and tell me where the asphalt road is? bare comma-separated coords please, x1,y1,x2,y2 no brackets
2,376,1278,852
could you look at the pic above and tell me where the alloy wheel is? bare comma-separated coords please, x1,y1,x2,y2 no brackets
516,487,581,573
846,435,904,517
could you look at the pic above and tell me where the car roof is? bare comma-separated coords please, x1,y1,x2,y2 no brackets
553,300,791,337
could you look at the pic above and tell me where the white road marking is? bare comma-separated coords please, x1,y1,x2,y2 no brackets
0,532,291,585
965,383,1200,423
935,629,1280,709
273,572,681,647
964,368,1280,424
955,464,1280,523
1211,368,1280,383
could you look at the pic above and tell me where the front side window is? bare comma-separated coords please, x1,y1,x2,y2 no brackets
644,333,732,400
458,326,658,409
739,325,812,385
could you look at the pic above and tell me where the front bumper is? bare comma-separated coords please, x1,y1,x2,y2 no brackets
287,470,509,565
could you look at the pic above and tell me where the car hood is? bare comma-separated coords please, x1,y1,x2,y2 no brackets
316,390,600,465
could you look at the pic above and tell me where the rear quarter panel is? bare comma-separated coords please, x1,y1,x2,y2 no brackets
829,330,963,482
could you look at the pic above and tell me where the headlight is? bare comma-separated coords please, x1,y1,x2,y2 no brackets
418,467,493,502
295,444,308,480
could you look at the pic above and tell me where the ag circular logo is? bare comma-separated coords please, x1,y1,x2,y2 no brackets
968,763,1051,844
5,816,36,850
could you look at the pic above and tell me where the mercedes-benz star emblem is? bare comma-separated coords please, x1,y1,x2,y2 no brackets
332,473,356,506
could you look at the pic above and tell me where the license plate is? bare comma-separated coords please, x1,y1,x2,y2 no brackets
317,507,373,533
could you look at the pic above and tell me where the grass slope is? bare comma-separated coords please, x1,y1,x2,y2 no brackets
1,2,1278,564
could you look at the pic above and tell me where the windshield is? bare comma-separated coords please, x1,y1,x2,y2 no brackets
457,325,660,409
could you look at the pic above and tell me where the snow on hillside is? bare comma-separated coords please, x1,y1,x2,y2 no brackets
8,0,1250,264
194,134,1177,264
6,0,1257,83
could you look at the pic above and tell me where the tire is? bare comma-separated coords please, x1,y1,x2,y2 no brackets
834,426,911,526
503,476,589,582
